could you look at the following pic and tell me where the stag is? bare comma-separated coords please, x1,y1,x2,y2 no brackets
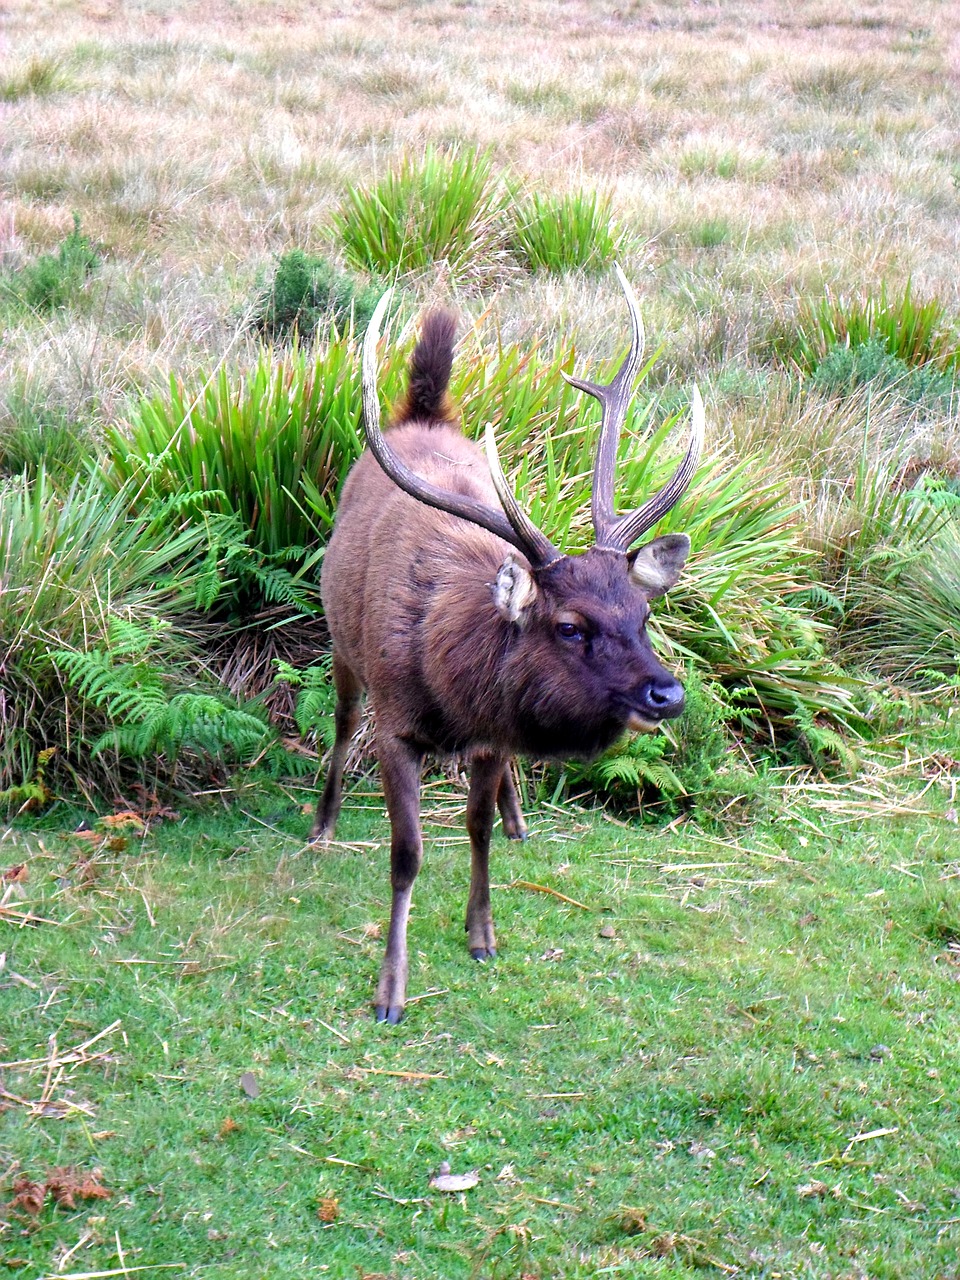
314,268,704,1023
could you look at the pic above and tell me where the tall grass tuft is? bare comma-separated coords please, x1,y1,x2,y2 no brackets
735,384,960,686
783,282,959,374
508,189,621,275
104,342,379,621
837,515,960,681
0,469,220,800
332,146,506,284
811,425,960,680
0,388,96,480
102,338,411,708
0,56,65,101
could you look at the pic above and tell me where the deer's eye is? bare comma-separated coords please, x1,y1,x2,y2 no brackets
557,621,584,642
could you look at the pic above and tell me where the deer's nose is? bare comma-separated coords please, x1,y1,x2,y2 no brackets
635,676,685,720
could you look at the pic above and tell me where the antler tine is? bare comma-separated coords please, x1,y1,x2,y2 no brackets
484,425,561,567
603,384,705,553
361,291,559,567
561,263,645,539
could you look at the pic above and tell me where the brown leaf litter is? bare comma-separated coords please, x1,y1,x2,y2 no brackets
3,1167,112,1217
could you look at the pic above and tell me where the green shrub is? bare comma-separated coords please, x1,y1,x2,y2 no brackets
508,189,620,275
0,468,219,800
1,215,100,314
810,336,956,404
332,146,506,283
783,282,959,375
252,250,383,341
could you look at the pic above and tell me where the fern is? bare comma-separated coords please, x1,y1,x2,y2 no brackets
0,746,56,813
101,693,268,761
274,657,336,747
566,731,686,806
558,670,762,817
53,619,271,765
189,509,322,618
794,583,845,619
787,703,861,774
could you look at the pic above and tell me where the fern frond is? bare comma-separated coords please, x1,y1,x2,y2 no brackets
54,620,271,766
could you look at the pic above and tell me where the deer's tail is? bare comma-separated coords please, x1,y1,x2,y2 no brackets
390,310,459,427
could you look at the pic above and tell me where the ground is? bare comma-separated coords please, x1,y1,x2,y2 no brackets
3,763,960,1278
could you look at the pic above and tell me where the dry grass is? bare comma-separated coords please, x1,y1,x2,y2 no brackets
2,0,959,423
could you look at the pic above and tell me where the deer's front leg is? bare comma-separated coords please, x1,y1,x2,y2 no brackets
375,737,424,1024
466,753,505,960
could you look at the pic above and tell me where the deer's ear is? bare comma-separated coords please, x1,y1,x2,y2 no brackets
492,553,538,623
628,533,691,597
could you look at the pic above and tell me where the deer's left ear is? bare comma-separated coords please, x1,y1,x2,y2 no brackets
628,533,691,597
492,553,538,624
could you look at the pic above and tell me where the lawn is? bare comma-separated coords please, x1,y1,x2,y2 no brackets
3,759,960,1277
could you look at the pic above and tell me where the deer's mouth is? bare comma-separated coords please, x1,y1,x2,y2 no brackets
624,710,661,733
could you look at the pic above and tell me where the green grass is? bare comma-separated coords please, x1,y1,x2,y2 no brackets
0,390,94,480
3,760,960,1277
508,189,621,275
685,217,731,249
0,56,66,101
331,145,506,285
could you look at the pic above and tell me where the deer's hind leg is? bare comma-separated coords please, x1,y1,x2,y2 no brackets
311,650,363,843
466,753,508,960
497,761,528,841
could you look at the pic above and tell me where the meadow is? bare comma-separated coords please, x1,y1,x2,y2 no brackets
2,1,960,1276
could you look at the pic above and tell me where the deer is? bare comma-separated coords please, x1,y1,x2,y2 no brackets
313,267,704,1023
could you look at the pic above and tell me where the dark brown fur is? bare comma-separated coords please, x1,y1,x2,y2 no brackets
314,314,690,1023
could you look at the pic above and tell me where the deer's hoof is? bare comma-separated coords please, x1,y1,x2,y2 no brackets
502,820,528,841
470,947,497,962
375,1004,404,1025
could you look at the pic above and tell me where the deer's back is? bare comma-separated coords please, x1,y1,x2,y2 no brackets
321,424,510,725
